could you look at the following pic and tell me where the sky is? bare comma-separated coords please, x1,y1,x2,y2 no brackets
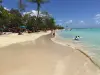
2,0,100,28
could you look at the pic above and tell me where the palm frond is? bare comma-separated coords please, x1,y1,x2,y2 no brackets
27,0,49,4
40,0,49,3
27,0,36,3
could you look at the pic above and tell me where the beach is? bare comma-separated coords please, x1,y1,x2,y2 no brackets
0,32,50,48
57,29,100,67
0,32,100,75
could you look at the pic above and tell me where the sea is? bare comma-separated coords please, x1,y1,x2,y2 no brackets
57,28,100,66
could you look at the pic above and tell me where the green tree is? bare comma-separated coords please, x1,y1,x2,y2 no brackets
41,11,51,18
27,0,49,30
47,17,56,29
22,14,30,25
9,9,23,28
0,7,9,25
27,0,49,18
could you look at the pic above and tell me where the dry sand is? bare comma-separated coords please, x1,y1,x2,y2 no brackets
0,32,50,48
0,33,100,75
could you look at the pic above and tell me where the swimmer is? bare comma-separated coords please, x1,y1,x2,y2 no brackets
74,36,79,40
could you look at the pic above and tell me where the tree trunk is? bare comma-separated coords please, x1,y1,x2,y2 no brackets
36,3,40,32
37,4,40,18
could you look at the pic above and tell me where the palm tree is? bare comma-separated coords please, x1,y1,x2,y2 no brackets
27,0,49,31
18,0,27,34
27,0,49,18
41,11,50,18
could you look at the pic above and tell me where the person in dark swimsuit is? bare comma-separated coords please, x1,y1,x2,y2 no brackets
74,36,78,40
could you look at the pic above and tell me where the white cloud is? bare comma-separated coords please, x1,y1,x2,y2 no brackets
23,10,39,16
4,7,10,11
95,14,100,19
66,20,72,24
94,14,100,24
58,20,62,22
30,10,38,16
96,20,100,24
23,10,46,17
80,20,84,23
79,20,85,24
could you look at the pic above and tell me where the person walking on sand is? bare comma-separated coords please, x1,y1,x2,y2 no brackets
51,29,55,37
53,30,55,37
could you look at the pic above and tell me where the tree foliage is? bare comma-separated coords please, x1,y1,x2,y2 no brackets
0,1,64,33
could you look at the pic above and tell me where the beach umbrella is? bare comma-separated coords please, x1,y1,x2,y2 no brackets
20,26,26,28
0,28,3,31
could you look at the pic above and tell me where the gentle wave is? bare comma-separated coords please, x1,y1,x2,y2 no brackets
54,30,100,68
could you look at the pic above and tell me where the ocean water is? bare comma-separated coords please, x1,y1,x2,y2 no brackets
57,28,100,66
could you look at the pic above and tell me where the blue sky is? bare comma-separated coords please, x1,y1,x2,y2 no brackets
2,0,100,28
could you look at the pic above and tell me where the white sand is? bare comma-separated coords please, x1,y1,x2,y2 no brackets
0,31,50,48
0,33,100,75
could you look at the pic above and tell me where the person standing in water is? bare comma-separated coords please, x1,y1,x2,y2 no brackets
74,36,80,40
74,36,78,40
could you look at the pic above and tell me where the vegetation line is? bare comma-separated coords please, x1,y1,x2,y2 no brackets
0,0,64,35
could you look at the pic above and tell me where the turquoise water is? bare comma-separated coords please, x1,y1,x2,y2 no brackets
58,28,100,66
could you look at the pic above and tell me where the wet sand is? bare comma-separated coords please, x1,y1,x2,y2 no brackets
0,34,100,75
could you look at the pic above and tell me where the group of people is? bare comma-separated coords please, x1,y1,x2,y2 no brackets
74,36,80,40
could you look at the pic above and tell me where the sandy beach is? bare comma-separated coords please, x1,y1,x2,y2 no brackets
0,32,50,48
0,32,100,75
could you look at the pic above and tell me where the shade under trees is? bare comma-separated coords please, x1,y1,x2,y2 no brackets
0,0,64,33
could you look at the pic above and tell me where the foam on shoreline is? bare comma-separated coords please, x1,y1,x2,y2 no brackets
51,33,100,70
0,32,100,75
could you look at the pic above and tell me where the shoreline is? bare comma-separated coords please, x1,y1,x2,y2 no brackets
3,31,99,71
51,32,100,70
0,33,100,75
76,48,100,69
